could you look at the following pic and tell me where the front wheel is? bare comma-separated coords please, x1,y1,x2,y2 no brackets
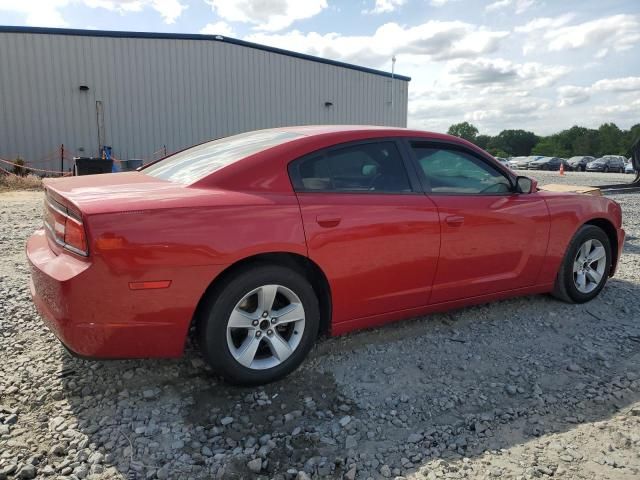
552,225,611,303
197,264,320,385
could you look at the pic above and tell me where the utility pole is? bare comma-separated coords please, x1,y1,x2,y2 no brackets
60,144,64,174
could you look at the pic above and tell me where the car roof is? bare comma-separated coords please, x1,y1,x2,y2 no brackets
261,125,438,138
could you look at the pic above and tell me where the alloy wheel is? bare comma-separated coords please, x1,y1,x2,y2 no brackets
226,284,306,370
572,239,607,294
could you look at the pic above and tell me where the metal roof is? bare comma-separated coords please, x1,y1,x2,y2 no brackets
0,25,411,82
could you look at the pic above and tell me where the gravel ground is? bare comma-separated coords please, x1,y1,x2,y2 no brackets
1,171,639,480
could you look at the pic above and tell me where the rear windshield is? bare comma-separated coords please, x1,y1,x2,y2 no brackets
143,130,302,184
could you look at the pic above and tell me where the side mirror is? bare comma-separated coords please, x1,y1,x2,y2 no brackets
516,176,537,194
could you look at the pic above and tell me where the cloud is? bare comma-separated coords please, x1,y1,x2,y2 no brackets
0,0,70,27
406,56,571,134
245,21,509,68
486,0,535,15
555,76,640,107
514,13,575,33
448,58,518,84
518,14,640,57
205,0,327,32
594,98,640,116
0,0,187,26
363,0,406,14
592,76,640,93
85,0,186,23
408,85,552,133
200,21,235,36
557,85,590,107
149,0,185,23
448,58,570,88
430,0,457,6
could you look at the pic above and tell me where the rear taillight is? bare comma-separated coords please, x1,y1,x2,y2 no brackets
44,197,88,256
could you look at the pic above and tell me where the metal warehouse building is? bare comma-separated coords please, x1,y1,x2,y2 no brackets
0,26,410,173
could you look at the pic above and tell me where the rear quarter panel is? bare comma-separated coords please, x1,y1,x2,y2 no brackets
537,192,623,284
81,192,307,353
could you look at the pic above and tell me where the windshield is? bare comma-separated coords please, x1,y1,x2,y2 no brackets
143,130,303,184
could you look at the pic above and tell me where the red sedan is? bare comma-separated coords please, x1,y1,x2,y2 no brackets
27,126,625,385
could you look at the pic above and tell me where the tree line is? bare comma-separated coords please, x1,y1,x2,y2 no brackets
447,122,640,159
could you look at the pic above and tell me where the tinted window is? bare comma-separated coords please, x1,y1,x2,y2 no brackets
291,142,412,193
412,146,512,194
144,130,302,184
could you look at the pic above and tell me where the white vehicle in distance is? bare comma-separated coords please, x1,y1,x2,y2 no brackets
508,156,531,170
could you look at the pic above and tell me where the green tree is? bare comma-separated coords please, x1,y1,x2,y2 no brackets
597,123,624,156
474,134,491,150
447,122,479,142
493,130,538,156
490,149,509,158
571,129,600,156
531,138,558,157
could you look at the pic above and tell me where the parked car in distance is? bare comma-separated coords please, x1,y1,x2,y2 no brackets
495,157,512,169
508,156,532,169
527,156,565,171
587,155,626,173
27,126,625,385
567,156,595,172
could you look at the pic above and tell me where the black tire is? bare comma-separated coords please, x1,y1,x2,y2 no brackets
196,264,320,385
603,166,609,173
552,225,611,304
581,165,586,172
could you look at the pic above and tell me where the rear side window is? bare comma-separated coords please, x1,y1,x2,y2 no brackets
413,145,512,194
143,130,302,184
290,142,412,193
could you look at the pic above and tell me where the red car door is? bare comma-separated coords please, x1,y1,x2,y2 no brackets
289,140,441,324
407,142,550,304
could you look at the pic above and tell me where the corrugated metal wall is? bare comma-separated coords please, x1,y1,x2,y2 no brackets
0,31,409,172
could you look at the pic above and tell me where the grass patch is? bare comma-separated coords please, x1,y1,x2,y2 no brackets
0,173,43,191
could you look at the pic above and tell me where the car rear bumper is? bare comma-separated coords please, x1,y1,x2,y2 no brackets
27,229,220,359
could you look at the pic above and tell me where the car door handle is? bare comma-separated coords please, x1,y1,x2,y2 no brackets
445,215,464,227
316,215,341,228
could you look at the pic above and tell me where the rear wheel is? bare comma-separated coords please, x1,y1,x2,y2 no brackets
197,264,320,385
552,225,611,303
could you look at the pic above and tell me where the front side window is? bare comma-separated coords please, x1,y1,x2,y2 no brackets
290,142,412,193
412,145,512,194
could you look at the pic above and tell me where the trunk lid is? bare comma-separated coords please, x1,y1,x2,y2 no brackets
43,171,212,216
